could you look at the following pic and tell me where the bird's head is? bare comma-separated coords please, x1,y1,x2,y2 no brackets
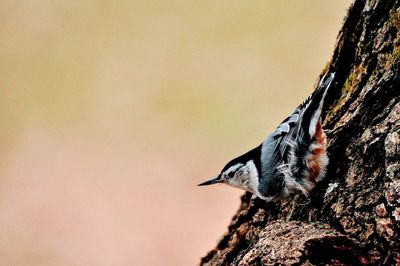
198,148,260,193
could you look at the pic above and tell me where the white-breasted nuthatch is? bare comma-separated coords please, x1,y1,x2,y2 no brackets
198,73,335,202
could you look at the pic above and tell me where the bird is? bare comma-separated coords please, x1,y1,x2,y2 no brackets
198,73,335,202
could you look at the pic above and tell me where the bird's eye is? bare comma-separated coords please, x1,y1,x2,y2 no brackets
227,172,235,178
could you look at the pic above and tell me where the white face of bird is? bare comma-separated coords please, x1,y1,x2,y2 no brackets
198,160,259,194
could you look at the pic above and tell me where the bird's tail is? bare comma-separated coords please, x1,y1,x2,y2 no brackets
298,72,335,143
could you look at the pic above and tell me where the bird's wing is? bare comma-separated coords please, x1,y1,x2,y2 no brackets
270,73,335,165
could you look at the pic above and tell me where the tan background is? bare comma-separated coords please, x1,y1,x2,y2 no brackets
0,1,349,265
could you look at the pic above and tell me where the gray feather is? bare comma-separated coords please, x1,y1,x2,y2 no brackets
259,73,335,197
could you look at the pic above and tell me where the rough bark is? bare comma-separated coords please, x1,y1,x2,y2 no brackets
200,0,400,265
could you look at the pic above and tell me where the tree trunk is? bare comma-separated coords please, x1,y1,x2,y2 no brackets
200,0,400,265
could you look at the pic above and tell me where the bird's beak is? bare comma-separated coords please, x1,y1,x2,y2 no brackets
198,176,221,186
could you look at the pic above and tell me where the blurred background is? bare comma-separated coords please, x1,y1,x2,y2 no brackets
0,1,349,265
